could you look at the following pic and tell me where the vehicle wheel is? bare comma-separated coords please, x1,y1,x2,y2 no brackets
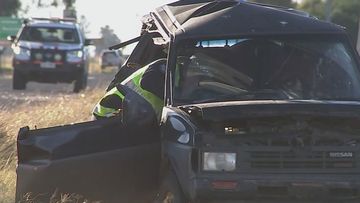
154,170,186,203
13,70,27,90
73,71,87,93
83,71,88,89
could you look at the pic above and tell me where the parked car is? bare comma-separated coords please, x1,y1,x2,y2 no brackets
8,18,92,92
15,1,360,203
100,50,123,70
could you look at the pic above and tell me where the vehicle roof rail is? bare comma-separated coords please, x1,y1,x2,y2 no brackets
26,17,77,24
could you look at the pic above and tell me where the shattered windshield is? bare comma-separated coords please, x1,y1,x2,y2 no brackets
19,26,80,44
173,36,360,105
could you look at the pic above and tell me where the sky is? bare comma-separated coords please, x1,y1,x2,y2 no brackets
21,0,173,40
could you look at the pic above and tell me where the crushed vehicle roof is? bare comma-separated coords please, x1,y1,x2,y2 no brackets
153,0,345,41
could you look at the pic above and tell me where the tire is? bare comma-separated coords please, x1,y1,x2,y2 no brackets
154,169,186,203
73,71,87,93
13,70,26,90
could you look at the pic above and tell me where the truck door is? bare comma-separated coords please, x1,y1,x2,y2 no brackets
16,91,161,203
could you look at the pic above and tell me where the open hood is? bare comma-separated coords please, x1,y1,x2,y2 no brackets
180,100,360,122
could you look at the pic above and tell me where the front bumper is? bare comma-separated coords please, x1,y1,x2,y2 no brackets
14,60,84,83
192,174,360,202
164,139,360,202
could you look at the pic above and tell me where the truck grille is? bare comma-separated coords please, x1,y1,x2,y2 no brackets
31,49,66,63
249,151,355,169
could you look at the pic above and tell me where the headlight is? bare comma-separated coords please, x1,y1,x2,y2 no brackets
54,53,62,61
66,50,83,63
203,152,236,171
13,46,30,61
34,53,43,60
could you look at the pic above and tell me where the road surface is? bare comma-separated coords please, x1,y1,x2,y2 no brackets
0,69,115,110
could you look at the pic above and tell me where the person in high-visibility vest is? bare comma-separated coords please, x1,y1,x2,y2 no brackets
92,58,166,120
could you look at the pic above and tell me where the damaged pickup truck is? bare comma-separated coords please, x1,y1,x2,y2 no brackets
16,0,360,202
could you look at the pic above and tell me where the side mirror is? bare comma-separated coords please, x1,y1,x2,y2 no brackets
84,39,93,46
7,35,16,42
122,86,157,128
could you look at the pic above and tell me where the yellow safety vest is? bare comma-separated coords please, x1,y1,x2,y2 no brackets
93,64,163,119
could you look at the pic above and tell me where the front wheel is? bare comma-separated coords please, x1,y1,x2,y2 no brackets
154,170,186,203
13,70,27,90
73,71,87,93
